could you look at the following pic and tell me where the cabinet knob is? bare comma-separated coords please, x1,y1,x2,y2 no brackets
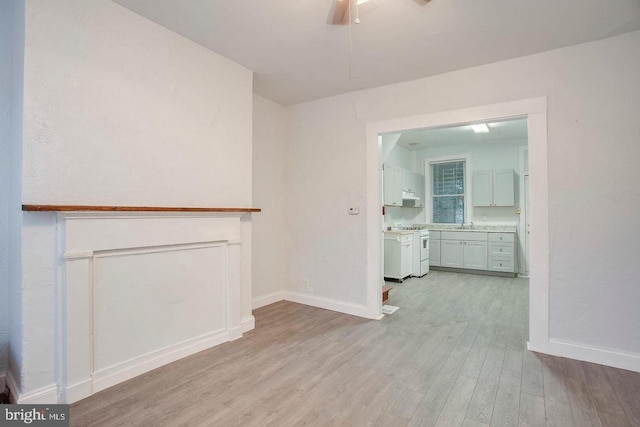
500,237,503,240
500,249,503,252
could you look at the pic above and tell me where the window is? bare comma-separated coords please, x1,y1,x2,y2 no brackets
432,161,465,223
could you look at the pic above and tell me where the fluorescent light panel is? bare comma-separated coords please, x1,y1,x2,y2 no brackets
471,123,489,133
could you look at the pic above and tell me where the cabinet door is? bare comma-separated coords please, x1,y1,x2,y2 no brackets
429,239,440,266
441,240,464,268
401,242,413,276
472,171,493,207
403,169,413,192
463,241,488,270
383,164,402,206
493,169,515,206
415,173,425,208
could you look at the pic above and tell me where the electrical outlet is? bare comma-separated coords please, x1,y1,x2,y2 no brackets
303,278,311,290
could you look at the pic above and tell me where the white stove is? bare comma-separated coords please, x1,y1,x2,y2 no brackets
411,229,430,277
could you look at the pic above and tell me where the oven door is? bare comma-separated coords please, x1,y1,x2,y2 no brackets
420,235,429,261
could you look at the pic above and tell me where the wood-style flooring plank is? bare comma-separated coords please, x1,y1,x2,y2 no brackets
68,272,640,427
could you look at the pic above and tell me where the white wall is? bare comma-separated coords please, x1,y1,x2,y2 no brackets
0,0,13,389
252,95,287,307
14,0,254,401
285,30,640,366
1,0,25,395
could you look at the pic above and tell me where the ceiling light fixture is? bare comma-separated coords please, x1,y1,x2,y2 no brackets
356,0,370,4
471,123,490,133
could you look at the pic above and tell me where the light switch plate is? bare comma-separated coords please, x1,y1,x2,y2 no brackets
348,207,359,215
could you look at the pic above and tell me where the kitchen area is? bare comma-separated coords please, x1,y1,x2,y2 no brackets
382,118,529,285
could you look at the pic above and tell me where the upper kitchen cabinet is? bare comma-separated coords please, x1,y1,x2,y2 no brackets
383,163,403,206
384,163,425,207
472,169,515,207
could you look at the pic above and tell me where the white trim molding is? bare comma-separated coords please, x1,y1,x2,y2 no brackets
366,97,550,347
241,316,256,333
6,370,57,404
529,339,640,373
284,291,371,318
54,211,249,404
252,291,286,309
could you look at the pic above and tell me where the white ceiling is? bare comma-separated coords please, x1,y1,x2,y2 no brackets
113,0,640,105
395,117,528,150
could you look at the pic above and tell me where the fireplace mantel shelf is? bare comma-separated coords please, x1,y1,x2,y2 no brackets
22,204,261,213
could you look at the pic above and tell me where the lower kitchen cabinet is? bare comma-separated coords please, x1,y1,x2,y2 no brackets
440,239,488,270
441,240,463,268
463,241,488,270
435,230,516,275
384,232,413,281
488,233,516,273
429,235,441,266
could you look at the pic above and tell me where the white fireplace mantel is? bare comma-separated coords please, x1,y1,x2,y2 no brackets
53,211,249,403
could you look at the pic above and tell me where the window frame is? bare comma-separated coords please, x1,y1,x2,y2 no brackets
424,154,472,224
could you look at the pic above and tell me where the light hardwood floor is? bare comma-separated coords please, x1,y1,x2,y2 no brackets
71,271,640,426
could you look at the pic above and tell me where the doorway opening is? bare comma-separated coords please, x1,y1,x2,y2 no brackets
365,98,549,353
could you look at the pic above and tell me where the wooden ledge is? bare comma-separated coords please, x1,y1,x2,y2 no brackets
22,205,261,213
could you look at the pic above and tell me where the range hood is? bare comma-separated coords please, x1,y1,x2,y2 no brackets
402,190,420,201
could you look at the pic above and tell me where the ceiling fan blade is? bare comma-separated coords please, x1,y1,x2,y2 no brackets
327,0,351,25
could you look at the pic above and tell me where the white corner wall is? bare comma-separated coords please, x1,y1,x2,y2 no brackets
15,0,254,403
285,30,640,371
252,95,287,308
0,0,13,390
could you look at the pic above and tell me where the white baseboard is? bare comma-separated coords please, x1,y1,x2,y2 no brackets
7,370,58,404
528,338,640,373
284,291,370,318
90,329,230,400
6,370,19,403
252,291,285,309
242,316,255,333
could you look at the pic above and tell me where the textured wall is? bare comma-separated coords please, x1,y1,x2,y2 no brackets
252,95,287,305
285,30,640,357
22,0,253,207
17,0,254,398
0,0,13,388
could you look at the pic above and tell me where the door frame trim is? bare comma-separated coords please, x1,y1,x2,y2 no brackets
365,97,550,352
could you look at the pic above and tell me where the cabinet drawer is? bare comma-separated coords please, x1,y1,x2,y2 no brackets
489,242,514,257
441,231,487,241
488,258,515,272
488,232,515,243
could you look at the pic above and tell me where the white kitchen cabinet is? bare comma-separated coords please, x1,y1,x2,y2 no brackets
383,163,403,206
429,231,441,266
473,169,515,207
488,233,516,273
472,171,493,207
441,240,464,268
440,231,488,271
463,241,488,270
384,163,425,208
413,172,425,208
384,232,413,281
